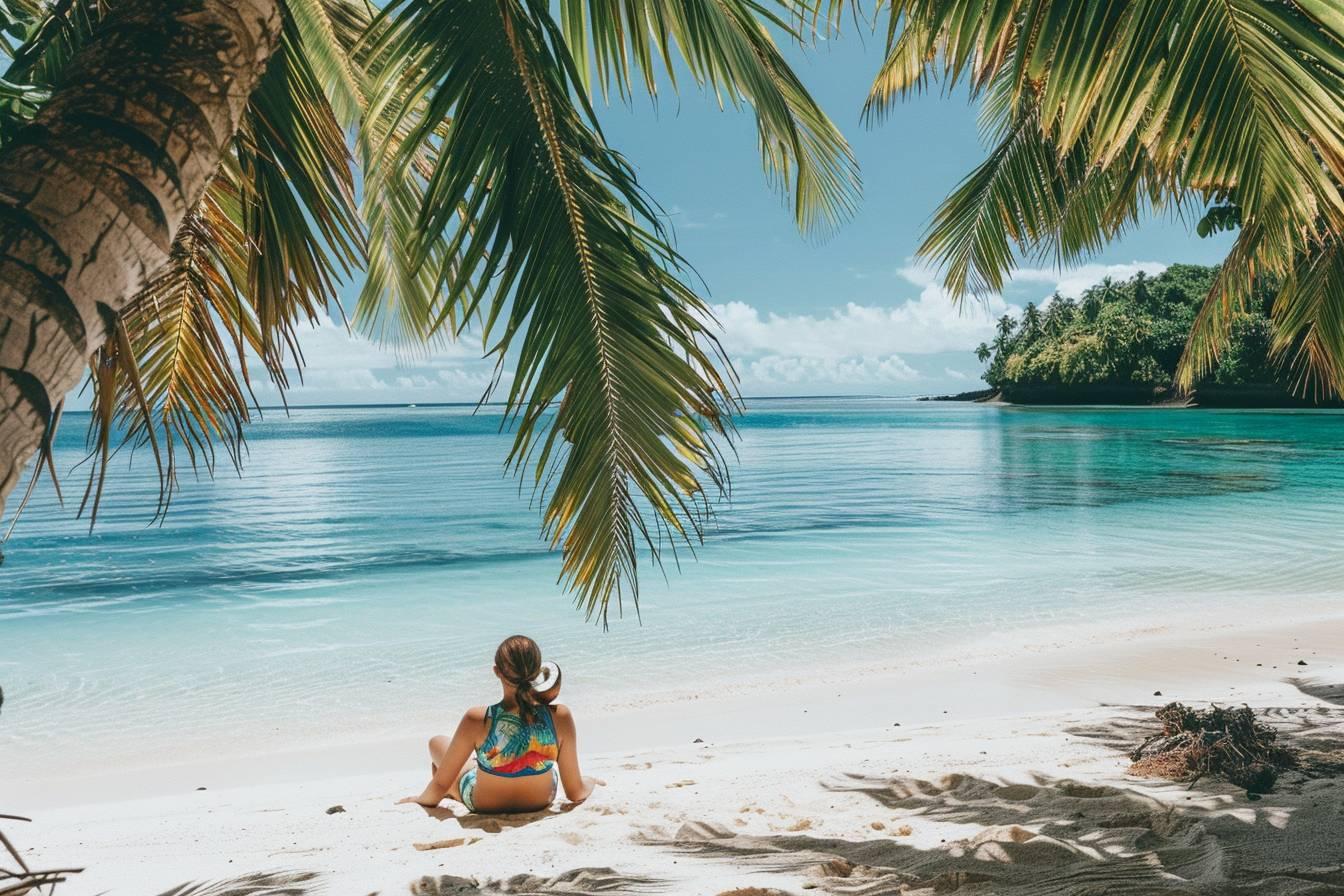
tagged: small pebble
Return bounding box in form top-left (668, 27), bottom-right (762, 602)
top-left (326, 805), bottom-right (345, 815)
top-left (692, 737), bottom-right (704, 744)
top-left (1153, 691), bottom-right (1162, 697)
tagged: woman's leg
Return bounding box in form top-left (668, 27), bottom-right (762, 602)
top-left (443, 757), bottom-right (475, 805)
top-left (428, 734), bottom-right (478, 803)
top-left (428, 734), bottom-right (452, 777)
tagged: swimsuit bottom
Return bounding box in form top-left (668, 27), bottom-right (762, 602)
top-left (458, 764), bottom-right (557, 813)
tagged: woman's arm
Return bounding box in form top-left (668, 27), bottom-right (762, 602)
top-left (402, 709), bottom-right (482, 807)
top-left (551, 704), bottom-right (600, 803)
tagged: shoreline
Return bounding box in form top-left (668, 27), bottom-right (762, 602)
top-left (11, 605), bottom-right (1343, 812)
top-left (920, 385), bottom-right (1344, 408)
top-left (11, 607), bottom-right (1344, 894)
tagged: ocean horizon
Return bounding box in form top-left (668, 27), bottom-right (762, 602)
top-left (4, 398), bottom-right (1344, 786)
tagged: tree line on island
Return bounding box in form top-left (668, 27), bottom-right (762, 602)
top-left (965, 265), bottom-right (1336, 406)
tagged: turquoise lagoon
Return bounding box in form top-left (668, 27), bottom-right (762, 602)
top-left (2, 399), bottom-right (1343, 781)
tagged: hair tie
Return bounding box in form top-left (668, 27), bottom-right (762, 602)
top-left (531, 661), bottom-right (560, 691)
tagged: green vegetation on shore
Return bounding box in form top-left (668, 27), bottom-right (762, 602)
top-left (972, 265), bottom-right (1307, 404)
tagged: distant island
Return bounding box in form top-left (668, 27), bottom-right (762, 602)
top-left (924, 264), bottom-right (1342, 407)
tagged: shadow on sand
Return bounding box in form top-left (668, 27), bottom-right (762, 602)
top-left (1291, 678), bottom-right (1344, 708)
top-left (153, 871), bottom-right (320, 896)
top-left (407, 867), bottom-right (662, 895)
top-left (647, 707), bottom-right (1344, 895)
top-left (413, 802), bottom-right (580, 833)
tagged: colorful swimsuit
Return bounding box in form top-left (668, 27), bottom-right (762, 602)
top-left (458, 703), bottom-right (559, 812)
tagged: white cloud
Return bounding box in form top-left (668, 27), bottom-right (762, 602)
top-left (230, 258), bottom-right (1174, 402)
top-left (714, 290), bottom-right (1014, 359)
top-left (1002, 261), bottom-right (1168, 299)
top-left (896, 259), bottom-right (1168, 299)
top-left (293, 314), bottom-right (481, 370)
top-left (745, 354), bottom-right (919, 387)
top-left (712, 259), bottom-right (1174, 395)
top-left (668, 205), bottom-right (726, 231)
top-left (243, 315), bottom-right (501, 404)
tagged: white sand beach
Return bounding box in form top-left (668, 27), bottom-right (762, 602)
top-left (11, 611), bottom-right (1344, 895)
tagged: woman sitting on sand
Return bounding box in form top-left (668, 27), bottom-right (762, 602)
top-left (400, 634), bottom-right (598, 813)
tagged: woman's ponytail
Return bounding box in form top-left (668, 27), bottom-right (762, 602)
top-left (513, 675), bottom-right (541, 723)
top-left (495, 634), bottom-right (544, 723)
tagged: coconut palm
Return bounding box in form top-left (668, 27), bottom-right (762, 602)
top-left (863, 0), bottom-right (1344, 395)
top-left (0, 0), bottom-right (858, 621)
top-left (1021, 302), bottom-right (1042, 339)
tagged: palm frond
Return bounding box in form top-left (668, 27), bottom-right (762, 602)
top-left (1176, 222), bottom-right (1269, 391)
top-left (919, 106), bottom-right (1131, 298)
top-left (888, 0), bottom-right (1344, 386)
top-left (340, 0), bottom-right (468, 349)
top-left (67, 4), bottom-right (365, 522)
top-left (371, 0), bottom-right (738, 621)
top-left (80, 192), bottom-right (258, 522)
top-left (283, 0), bottom-right (364, 128)
top-left (558, 0), bottom-right (860, 235)
top-left (864, 0), bottom-right (1019, 117)
top-left (235, 7), bottom-right (365, 377)
top-left (876, 0), bottom-right (1344, 241)
top-left (1265, 235), bottom-right (1344, 398)
top-left (921, 101), bottom-right (1168, 300)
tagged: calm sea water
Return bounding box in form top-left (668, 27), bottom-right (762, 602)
top-left (3, 399), bottom-right (1344, 781)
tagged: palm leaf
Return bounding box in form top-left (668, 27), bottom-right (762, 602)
top-left (65, 2), bottom-right (365, 522)
top-left (284, 0), bottom-right (364, 128)
top-left (371, 0), bottom-right (738, 621)
top-left (558, 0), bottom-right (859, 235)
top-left (336, 0), bottom-right (469, 349)
top-left (886, 0), bottom-right (1344, 389)
top-left (235, 7), bottom-right (365, 377)
top-left (1269, 238), bottom-right (1344, 399)
top-left (1176, 222), bottom-right (1268, 391)
top-left (80, 191), bottom-right (258, 521)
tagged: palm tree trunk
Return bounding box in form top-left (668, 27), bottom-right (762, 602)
top-left (0, 0), bottom-right (281, 514)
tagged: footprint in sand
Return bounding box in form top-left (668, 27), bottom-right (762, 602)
top-left (621, 761), bottom-right (653, 770)
top-left (666, 779), bottom-right (696, 788)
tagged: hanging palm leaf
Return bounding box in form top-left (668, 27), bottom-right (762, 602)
top-left (63, 1), bottom-right (366, 521)
top-left (558, 0), bottom-right (860, 235)
top-left (369, 0), bottom-right (738, 621)
top-left (875, 0), bottom-right (1344, 396)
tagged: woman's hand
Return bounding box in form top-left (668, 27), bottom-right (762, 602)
top-left (565, 775), bottom-right (605, 805)
top-left (397, 794), bottom-right (440, 807)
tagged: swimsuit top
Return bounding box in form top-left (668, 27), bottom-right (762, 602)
top-left (475, 702), bottom-right (559, 777)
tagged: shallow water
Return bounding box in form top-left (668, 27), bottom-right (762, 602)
top-left (3, 399), bottom-right (1344, 780)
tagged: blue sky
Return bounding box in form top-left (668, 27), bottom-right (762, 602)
top-left (260, 28), bottom-right (1234, 405)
